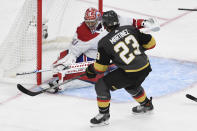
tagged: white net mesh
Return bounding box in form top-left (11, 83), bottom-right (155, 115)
top-left (0, 0), bottom-right (37, 83)
top-left (0, 0), bottom-right (100, 84)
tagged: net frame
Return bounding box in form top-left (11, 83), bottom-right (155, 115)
top-left (36, 0), bottom-right (103, 85)
top-left (0, 0), bottom-right (103, 85)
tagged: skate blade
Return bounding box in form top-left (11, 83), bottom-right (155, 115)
top-left (90, 120), bottom-right (109, 127)
top-left (132, 110), bottom-right (154, 115)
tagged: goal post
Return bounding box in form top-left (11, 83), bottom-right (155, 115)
top-left (0, 0), bottom-right (103, 85)
top-left (99, 0), bottom-right (103, 13)
top-left (37, 0), bottom-right (42, 85)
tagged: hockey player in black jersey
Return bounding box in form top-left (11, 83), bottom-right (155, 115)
top-left (85, 10), bottom-right (156, 126)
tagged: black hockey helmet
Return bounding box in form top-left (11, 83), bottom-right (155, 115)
top-left (102, 10), bottom-right (119, 31)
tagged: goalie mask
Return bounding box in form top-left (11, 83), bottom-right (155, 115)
top-left (84, 7), bottom-right (101, 33)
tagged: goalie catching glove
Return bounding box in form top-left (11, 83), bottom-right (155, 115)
top-left (142, 17), bottom-right (160, 32)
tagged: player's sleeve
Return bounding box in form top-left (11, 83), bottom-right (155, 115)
top-left (69, 28), bottom-right (105, 58)
top-left (118, 15), bottom-right (144, 29)
top-left (138, 31), bottom-right (156, 50)
top-left (93, 45), bottom-right (111, 73)
top-left (69, 33), bottom-right (92, 57)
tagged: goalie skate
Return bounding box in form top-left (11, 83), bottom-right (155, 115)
top-left (45, 78), bottom-right (60, 94)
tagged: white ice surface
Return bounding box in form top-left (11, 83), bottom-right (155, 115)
top-left (0, 0), bottom-right (197, 131)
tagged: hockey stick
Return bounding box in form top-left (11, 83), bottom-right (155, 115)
top-left (186, 94), bottom-right (197, 102)
top-left (17, 73), bottom-right (87, 96)
top-left (16, 68), bottom-right (52, 76)
top-left (16, 64), bottom-right (67, 76)
top-left (16, 61), bottom-right (94, 76)
top-left (178, 8), bottom-right (197, 11)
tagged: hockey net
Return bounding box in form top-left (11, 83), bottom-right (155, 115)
top-left (0, 0), bottom-right (102, 85)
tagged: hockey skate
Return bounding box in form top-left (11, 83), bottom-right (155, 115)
top-left (46, 79), bottom-right (60, 94)
top-left (132, 97), bottom-right (153, 113)
top-left (90, 113), bottom-right (110, 127)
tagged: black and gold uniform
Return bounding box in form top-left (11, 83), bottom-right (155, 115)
top-left (92, 25), bottom-right (155, 110)
top-left (86, 10), bottom-right (155, 125)
top-left (95, 25), bottom-right (155, 73)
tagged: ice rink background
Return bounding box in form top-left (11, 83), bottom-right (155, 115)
top-left (0, 0), bottom-right (197, 131)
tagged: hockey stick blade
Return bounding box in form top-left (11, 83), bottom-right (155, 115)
top-left (17, 73), bottom-right (87, 96)
top-left (17, 84), bottom-right (45, 96)
top-left (186, 94), bottom-right (197, 102)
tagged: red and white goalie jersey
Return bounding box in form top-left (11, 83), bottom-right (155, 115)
top-left (53, 8), bottom-right (160, 84)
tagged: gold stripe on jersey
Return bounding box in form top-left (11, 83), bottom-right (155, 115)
top-left (94, 62), bottom-right (108, 72)
top-left (125, 62), bottom-right (149, 72)
top-left (142, 37), bottom-right (156, 49)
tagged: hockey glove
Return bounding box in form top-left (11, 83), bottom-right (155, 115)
top-left (85, 64), bottom-right (97, 79)
top-left (52, 53), bottom-right (76, 73)
top-left (142, 17), bottom-right (160, 32)
top-left (42, 28), bottom-right (48, 39)
top-left (42, 18), bottom-right (48, 39)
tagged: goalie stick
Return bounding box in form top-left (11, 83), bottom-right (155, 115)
top-left (16, 61), bottom-right (94, 76)
top-left (16, 68), bottom-right (52, 76)
top-left (186, 94), bottom-right (197, 102)
top-left (17, 73), bottom-right (86, 96)
top-left (16, 64), bottom-right (68, 76)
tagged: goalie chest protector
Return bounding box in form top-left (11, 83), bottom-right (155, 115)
top-left (76, 22), bottom-right (99, 42)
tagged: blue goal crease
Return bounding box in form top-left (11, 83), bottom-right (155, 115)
top-left (61, 56), bottom-right (197, 102)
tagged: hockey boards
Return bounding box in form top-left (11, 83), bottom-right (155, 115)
top-left (17, 73), bottom-right (86, 96)
top-left (186, 94), bottom-right (197, 102)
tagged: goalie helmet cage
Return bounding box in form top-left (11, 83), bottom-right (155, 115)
top-left (0, 0), bottom-right (103, 85)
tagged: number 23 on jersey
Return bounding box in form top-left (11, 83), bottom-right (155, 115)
top-left (114, 35), bottom-right (141, 64)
